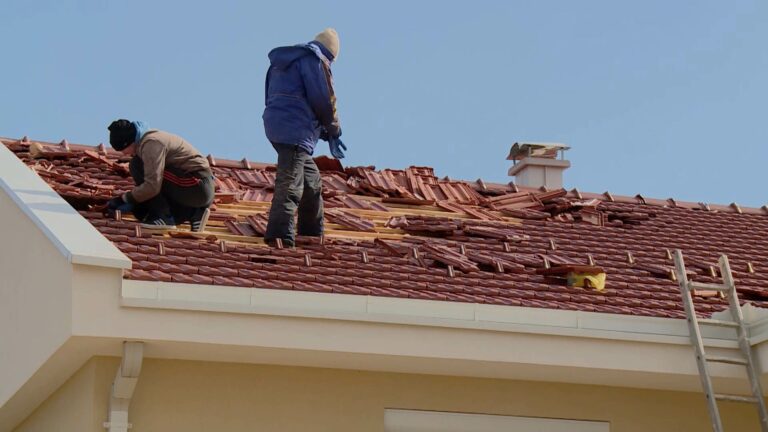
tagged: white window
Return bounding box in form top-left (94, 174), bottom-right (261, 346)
top-left (385, 409), bottom-right (609, 432)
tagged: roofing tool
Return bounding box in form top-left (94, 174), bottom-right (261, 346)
top-left (536, 264), bottom-right (607, 292)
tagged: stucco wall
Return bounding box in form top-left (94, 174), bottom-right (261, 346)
top-left (15, 356), bottom-right (764, 432)
top-left (0, 142), bottom-right (131, 431)
top-left (0, 187), bottom-right (73, 411)
top-left (13, 359), bottom-right (102, 432)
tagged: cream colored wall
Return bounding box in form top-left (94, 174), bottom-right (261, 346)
top-left (19, 356), bottom-right (762, 432)
top-left (13, 359), bottom-right (102, 432)
top-left (0, 187), bottom-right (73, 409)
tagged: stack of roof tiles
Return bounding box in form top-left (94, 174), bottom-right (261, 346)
top-left (4, 136), bottom-right (768, 319)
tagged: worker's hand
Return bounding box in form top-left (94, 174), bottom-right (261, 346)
top-left (329, 137), bottom-right (347, 159)
top-left (107, 195), bottom-right (133, 212)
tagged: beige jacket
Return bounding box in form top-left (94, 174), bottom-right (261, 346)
top-left (126, 130), bottom-right (211, 203)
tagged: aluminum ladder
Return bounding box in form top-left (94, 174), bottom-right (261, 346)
top-left (674, 250), bottom-right (768, 432)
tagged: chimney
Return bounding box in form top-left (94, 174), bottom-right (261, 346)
top-left (507, 142), bottom-right (571, 189)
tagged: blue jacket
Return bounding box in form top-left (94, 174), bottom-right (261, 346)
top-left (262, 41), bottom-right (341, 154)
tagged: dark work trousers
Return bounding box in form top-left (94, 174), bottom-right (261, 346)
top-left (129, 156), bottom-right (215, 223)
top-left (264, 143), bottom-right (324, 247)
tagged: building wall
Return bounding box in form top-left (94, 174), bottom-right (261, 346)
top-left (15, 356), bottom-right (763, 432)
top-left (0, 142), bottom-right (130, 431)
top-left (13, 358), bottom-right (100, 432)
top-left (0, 187), bottom-right (73, 416)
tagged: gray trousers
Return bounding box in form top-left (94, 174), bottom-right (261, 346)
top-left (265, 143), bottom-right (324, 247)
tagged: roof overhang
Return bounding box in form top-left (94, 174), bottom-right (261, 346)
top-left (91, 275), bottom-right (768, 394)
top-left (0, 142), bottom-right (130, 269)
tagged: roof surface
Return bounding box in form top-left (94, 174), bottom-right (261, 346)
top-left (4, 136), bottom-right (768, 319)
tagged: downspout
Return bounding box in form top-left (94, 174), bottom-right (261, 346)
top-left (104, 341), bottom-right (144, 431)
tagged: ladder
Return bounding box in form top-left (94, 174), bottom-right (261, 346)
top-left (673, 250), bottom-right (768, 432)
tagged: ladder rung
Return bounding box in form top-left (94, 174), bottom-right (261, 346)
top-left (689, 282), bottom-right (730, 292)
top-left (698, 318), bottom-right (738, 328)
top-left (715, 394), bottom-right (759, 404)
top-left (706, 355), bottom-right (748, 366)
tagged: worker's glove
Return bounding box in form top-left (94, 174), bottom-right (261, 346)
top-left (320, 125), bottom-right (342, 142)
top-left (107, 195), bottom-right (133, 212)
top-left (329, 137), bottom-right (347, 159)
top-left (327, 122), bottom-right (342, 139)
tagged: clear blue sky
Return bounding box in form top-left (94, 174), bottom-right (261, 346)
top-left (2, 1), bottom-right (766, 206)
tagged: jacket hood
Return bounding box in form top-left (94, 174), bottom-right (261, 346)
top-left (307, 41), bottom-right (335, 62)
top-left (268, 42), bottom-right (333, 69)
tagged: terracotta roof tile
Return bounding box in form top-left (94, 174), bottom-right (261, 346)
top-left (5, 135), bottom-right (768, 319)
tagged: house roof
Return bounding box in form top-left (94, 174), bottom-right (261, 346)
top-left (3, 135), bottom-right (768, 320)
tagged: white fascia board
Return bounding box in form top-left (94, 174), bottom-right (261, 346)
top-left (0, 142), bottom-right (130, 269)
top-left (121, 280), bottom-right (740, 349)
top-left (752, 317), bottom-right (768, 345)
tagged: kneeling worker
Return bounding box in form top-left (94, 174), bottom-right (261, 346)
top-left (106, 119), bottom-right (214, 231)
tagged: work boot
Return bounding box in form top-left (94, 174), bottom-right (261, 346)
top-left (140, 215), bottom-right (177, 230)
top-left (264, 237), bottom-right (293, 249)
top-left (190, 208), bottom-right (210, 232)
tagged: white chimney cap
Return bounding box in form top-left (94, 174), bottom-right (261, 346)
top-left (507, 142), bottom-right (570, 161)
top-left (507, 142), bottom-right (571, 189)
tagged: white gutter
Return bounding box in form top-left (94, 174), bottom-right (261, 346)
top-left (121, 280), bottom-right (742, 347)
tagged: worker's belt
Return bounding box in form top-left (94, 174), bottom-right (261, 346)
top-left (163, 169), bottom-right (213, 187)
top-left (192, 169), bottom-right (214, 179)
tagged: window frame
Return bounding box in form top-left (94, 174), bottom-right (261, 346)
top-left (384, 409), bottom-right (610, 432)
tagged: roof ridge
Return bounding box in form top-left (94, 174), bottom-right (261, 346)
top-left (460, 178), bottom-right (767, 216)
top-left (2, 136), bottom-right (765, 215)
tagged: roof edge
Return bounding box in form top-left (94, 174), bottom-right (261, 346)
top-left (0, 141), bottom-right (131, 269)
top-left (121, 279), bottom-right (744, 348)
top-left (111, 279), bottom-right (768, 395)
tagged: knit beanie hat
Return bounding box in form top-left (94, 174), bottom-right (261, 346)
top-left (314, 28), bottom-right (339, 59)
top-left (108, 119), bottom-right (136, 151)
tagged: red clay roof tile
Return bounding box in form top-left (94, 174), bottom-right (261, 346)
top-left (5, 135), bottom-right (768, 319)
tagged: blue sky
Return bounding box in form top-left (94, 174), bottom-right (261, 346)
top-left (1, 1), bottom-right (766, 206)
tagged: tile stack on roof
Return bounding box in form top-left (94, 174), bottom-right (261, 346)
top-left (4, 136), bottom-right (768, 319)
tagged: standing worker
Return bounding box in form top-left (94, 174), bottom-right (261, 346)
top-left (106, 119), bottom-right (215, 231)
top-left (262, 28), bottom-right (346, 248)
